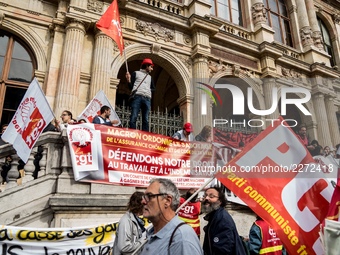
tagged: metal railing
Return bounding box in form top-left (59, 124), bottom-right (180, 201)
top-left (115, 104), bottom-right (183, 137)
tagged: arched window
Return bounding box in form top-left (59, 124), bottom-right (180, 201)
top-left (210, 0), bottom-right (243, 26)
top-left (0, 31), bottom-right (35, 126)
top-left (317, 17), bottom-right (335, 67)
top-left (263, 0), bottom-right (293, 46)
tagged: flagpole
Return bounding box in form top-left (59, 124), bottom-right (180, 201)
top-left (124, 47), bottom-right (129, 73)
top-left (175, 176), bottom-right (215, 214)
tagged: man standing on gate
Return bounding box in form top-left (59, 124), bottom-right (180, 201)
top-left (126, 58), bottom-right (155, 132)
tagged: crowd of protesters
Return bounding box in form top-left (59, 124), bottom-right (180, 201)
top-left (112, 178), bottom-right (289, 255)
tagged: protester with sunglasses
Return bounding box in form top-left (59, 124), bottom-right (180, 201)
top-left (202, 186), bottom-right (246, 255)
top-left (140, 178), bottom-right (202, 255)
top-left (57, 110), bottom-right (76, 130)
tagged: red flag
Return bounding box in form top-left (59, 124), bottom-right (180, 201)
top-left (215, 116), bottom-right (336, 255)
top-left (96, 0), bottom-right (124, 55)
top-left (325, 183), bottom-right (340, 221)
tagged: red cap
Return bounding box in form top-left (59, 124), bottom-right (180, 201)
top-left (141, 58), bottom-right (154, 67)
top-left (184, 122), bottom-right (193, 132)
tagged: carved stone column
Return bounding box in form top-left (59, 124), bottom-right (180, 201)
top-left (44, 1), bottom-right (68, 108)
top-left (192, 55), bottom-right (211, 131)
top-left (312, 93), bottom-right (332, 147)
top-left (89, 29), bottom-right (113, 100)
top-left (263, 78), bottom-right (279, 120)
top-left (305, 0), bottom-right (323, 50)
top-left (296, 0), bottom-right (313, 48)
top-left (325, 96), bottom-right (340, 146)
top-left (54, 19), bottom-right (86, 116)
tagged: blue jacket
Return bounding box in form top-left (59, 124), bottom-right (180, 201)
top-left (203, 207), bottom-right (246, 255)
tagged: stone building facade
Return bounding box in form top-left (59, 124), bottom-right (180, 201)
top-left (1, 0), bottom-right (340, 235)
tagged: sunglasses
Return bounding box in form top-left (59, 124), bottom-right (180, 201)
top-left (142, 193), bottom-right (167, 202)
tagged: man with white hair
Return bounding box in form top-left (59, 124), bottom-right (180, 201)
top-left (140, 178), bottom-right (203, 255)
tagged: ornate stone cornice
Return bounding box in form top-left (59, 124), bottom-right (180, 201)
top-left (136, 21), bottom-right (174, 42)
top-left (333, 13), bottom-right (340, 24)
top-left (65, 18), bottom-right (87, 33)
top-left (208, 59), bottom-right (227, 77)
top-left (0, 11), bottom-right (5, 26)
top-left (177, 95), bottom-right (194, 106)
top-left (174, 53), bottom-right (192, 70)
top-left (87, 0), bottom-right (104, 13)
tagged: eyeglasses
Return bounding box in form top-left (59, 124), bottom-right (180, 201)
top-left (142, 193), bottom-right (167, 202)
top-left (203, 194), bottom-right (219, 199)
top-left (61, 114), bottom-right (69, 117)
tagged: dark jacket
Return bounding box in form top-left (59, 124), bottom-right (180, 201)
top-left (203, 207), bottom-right (246, 255)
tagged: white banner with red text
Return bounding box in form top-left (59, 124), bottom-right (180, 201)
top-left (1, 78), bottom-right (54, 162)
top-left (77, 90), bottom-right (121, 125)
top-left (67, 124), bottom-right (217, 188)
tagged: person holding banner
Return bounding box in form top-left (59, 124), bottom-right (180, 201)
top-left (248, 216), bottom-right (286, 255)
top-left (58, 110), bottom-right (76, 130)
top-left (178, 188), bottom-right (201, 238)
top-left (92, 105), bottom-right (119, 126)
top-left (140, 178), bottom-right (203, 255)
top-left (113, 191), bottom-right (146, 255)
top-left (202, 186), bottom-right (246, 255)
top-left (126, 58), bottom-right (155, 132)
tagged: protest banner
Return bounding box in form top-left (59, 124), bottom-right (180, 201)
top-left (67, 124), bottom-right (215, 188)
top-left (77, 90), bottom-right (121, 125)
top-left (1, 78), bottom-right (54, 162)
top-left (0, 223), bottom-right (117, 255)
top-left (0, 218), bottom-right (151, 255)
top-left (215, 117), bottom-right (337, 255)
top-left (213, 128), bottom-right (258, 149)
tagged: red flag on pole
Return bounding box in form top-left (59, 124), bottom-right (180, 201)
top-left (215, 116), bottom-right (336, 255)
top-left (96, 0), bottom-right (124, 55)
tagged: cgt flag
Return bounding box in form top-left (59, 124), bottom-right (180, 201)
top-left (96, 0), bottom-right (124, 55)
top-left (2, 78), bottom-right (54, 162)
top-left (77, 90), bottom-right (121, 125)
top-left (215, 116), bottom-right (336, 255)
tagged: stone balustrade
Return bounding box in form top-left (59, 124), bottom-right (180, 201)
top-left (0, 130), bottom-right (136, 226)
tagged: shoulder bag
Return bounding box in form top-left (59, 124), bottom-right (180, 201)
top-left (128, 74), bottom-right (148, 103)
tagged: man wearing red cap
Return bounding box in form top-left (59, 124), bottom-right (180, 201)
top-left (126, 58), bottom-right (155, 131)
top-left (173, 122), bottom-right (194, 141)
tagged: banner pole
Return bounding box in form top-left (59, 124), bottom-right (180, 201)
top-left (175, 176), bottom-right (215, 214)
